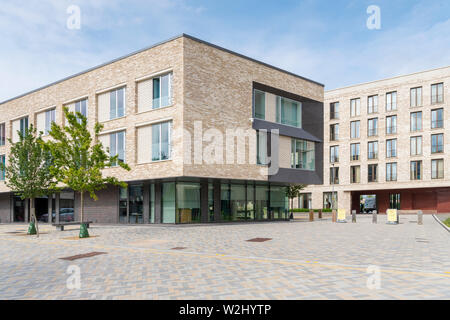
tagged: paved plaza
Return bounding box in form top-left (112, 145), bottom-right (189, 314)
top-left (0, 214), bottom-right (449, 300)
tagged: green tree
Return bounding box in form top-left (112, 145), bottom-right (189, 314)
top-left (0, 125), bottom-right (54, 237)
top-left (286, 184), bottom-right (307, 219)
top-left (44, 107), bottom-right (130, 238)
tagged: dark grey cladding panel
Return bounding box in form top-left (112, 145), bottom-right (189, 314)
top-left (269, 168), bottom-right (322, 185)
top-left (252, 119), bottom-right (322, 142)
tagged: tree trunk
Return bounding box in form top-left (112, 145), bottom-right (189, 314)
top-left (80, 191), bottom-right (84, 223)
top-left (31, 197), bottom-right (39, 238)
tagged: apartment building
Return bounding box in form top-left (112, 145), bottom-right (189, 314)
top-left (0, 34), bottom-right (324, 224)
top-left (302, 66), bottom-right (450, 214)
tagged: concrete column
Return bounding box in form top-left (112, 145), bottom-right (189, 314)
top-left (352, 210), bottom-right (356, 223)
top-left (213, 180), bottom-right (221, 222)
top-left (372, 210), bottom-right (377, 224)
top-left (418, 210), bottom-right (423, 225)
top-left (55, 193), bottom-right (60, 224)
top-left (200, 180), bottom-right (209, 223)
top-left (143, 184), bottom-right (150, 224)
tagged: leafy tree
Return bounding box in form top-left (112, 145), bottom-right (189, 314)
top-left (0, 125), bottom-right (54, 237)
top-left (286, 184), bottom-right (307, 219)
top-left (44, 107), bottom-right (130, 237)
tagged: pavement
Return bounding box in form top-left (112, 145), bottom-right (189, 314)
top-left (0, 214), bottom-right (449, 300)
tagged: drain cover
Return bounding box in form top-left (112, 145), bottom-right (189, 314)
top-left (246, 238), bottom-right (272, 242)
top-left (171, 247), bottom-right (187, 250)
top-left (60, 252), bottom-right (107, 261)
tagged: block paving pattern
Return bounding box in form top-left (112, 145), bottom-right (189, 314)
top-left (0, 215), bottom-right (449, 300)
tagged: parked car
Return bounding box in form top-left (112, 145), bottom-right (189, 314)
top-left (40, 208), bottom-right (74, 223)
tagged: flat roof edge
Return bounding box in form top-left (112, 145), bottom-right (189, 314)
top-left (1, 33), bottom-right (324, 105)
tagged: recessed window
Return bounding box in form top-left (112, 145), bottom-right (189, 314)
top-left (431, 134), bottom-right (444, 153)
top-left (368, 141), bottom-right (378, 160)
top-left (12, 117), bottom-right (28, 143)
top-left (110, 87), bottom-right (126, 120)
top-left (350, 143), bottom-right (360, 161)
top-left (291, 138), bottom-right (315, 170)
top-left (410, 161), bottom-right (422, 180)
top-left (110, 131), bottom-right (126, 166)
top-left (350, 98), bottom-right (360, 117)
top-left (350, 166), bottom-right (360, 183)
top-left (368, 118), bottom-right (378, 137)
top-left (330, 124), bottom-right (339, 141)
top-left (330, 146), bottom-right (339, 163)
top-left (410, 111), bottom-right (422, 132)
top-left (256, 130), bottom-right (267, 165)
top-left (330, 102), bottom-right (339, 120)
top-left (368, 95), bottom-right (378, 114)
top-left (386, 91), bottom-right (397, 111)
top-left (368, 164), bottom-right (378, 182)
top-left (254, 90), bottom-right (265, 120)
top-left (152, 121), bottom-right (172, 162)
top-left (431, 108), bottom-right (443, 129)
top-left (153, 73), bottom-right (173, 109)
top-left (410, 136), bottom-right (422, 156)
top-left (330, 167), bottom-right (339, 185)
top-left (350, 121), bottom-right (360, 139)
top-left (0, 123), bottom-right (5, 146)
top-left (386, 163), bottom-right (397, 181)
top-left (410, 87), bottom-right (422, 107)
top-left (74, 99), bottom-right (87, 121)
top-left (431, 159), bottom-right (444, 179)
top-left (276, 96), bottom-right (302, 128)
top-left (0, 154), bottom-right (5, 180)
top-left (386, 139), bottom-right (397, 158)
top-left (386, 115), bottom-right (397, 134)
top-left (431, 83), bottom-right (444, 104)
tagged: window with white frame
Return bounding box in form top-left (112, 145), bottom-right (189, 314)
top-left (153, 73), bottom-right (173, 109)
top-left (386, 91), bottom-right (397, 111)
top-left (110, 87), bottom-right (125, 120)
top-left (152, 121), bottom-right (172, 161)
top-left (12, 117), bottom-right (28, 143)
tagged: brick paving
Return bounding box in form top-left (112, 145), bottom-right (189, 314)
top-left (0, 215), bottom-right (449, 300)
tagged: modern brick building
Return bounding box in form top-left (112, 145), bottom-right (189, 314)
top-left (0, 34), bottom-right (324, 224)
top-left (302, 66), bottom-right (450, 214)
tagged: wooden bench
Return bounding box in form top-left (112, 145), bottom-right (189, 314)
top-left (52, 221), bottom-right (93, 231)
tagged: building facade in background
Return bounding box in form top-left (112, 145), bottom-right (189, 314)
top-left (302, 66), bottom-right (450, 214)
top-left (0, 34), bottom-right (324, 224)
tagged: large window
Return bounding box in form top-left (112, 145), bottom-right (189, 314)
top-left (110, 131), bottom-right (125, 165)
top-left (177, 183), bottom-right (201, 224)
top-left (410, 136), bottom-right (422, 156)
top-left (410, 161), bottom-right (422, 180)
top-left (390, 194), bottom-right (401, 210)
top-left (368, 141), bottom-right (378, 159)
top-left (12, 117), bottom-right (29, 143)
top-left (368, 118), bottom-right (378, 137)
top-left (152, 121), bottom-right (172, 161)
top-left (256, 131), bottom-right (267, 165)
top-left (330, 124), bottom-right (339, 141)
top-left (432, 159), bottom-right (444, 179)
top-left (350, 98), bottom-right (360, 117)
top-left (330, 102), bottom-right (339, 120)
top-left (162, 182), bottom-right (176, 223)
top-left (350, 143), bottom-right (360, 161)
top-left (255, 184), bottom-right (268, 220)
top-left (350, 166), bottom-right (360, 183)
top-left (254, 90), bottom-right (265, 120)
top-left (45, 108), bottom-right (56, 135)
top-left (368, 164), bottom-right (378, 182)
top-left (330, 167), bottom-right (339, 185)
top-left (276, 96), bottom-right (302, 128)
top-left (153, 73), bottom-right (172, 109)
top-left (386, 115), bottom-right (397, 134)
top-left (291, 139), bottom-right (315, 170)
top-left (431, 134), bottom-right (444, 153)
top-left (74, 99), bottom-right (88, 122)
top-left (298, 193), bottom-right (312, 209)
top-left (110, 87), bottom-right (125, 120)
top-left (0, 123), bottom-right (5, 146)
top-left (410, 87), bottom-right (422, 107)
top-left (386, 139), bottom-right (397, 158)
top-left (410, 112), bottom-right (422, 132)
top-left (350, 121), bottom-right (360, 139)
top-left (386, 163), bottom-right (397, 181)
top-left (431, 108), bottom-right (443, 129)
top-left (323, 192), bottom-right (337, 210)
top-left (368, 95), bottom-right (378, 114)
top-left (0, 155), bottom-right (5, 180)
top-left (386, 91), bottom-right (397, 111)
top-left (330, 145), bottom-right (339, 163)
top-left (431, 83), bottom-right (444, 104)
top-left (270, 186), bottom-right (288, 220)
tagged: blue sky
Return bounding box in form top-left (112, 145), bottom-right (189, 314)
top-left (0, 0), bottom-right (449, 102)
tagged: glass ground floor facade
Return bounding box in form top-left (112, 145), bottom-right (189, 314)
top-left (0, 179), bottom-right (290, 224)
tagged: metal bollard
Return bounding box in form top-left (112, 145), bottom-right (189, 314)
top-left (332, 209), bottom-right (337, 223)
top-left (417, 210), bottom-right (423, 225)
top-left (318, 209), bottom-right (323, 219)
top-left (372, 210), bottom-right (377, 224)
top-left (309, 209), bottom-right (314, 222)
top-left (352, 210), bottom-right (356, 223)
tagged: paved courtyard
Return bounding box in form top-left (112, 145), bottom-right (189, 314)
top-left (0, 214), bottom-right (449, 300)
